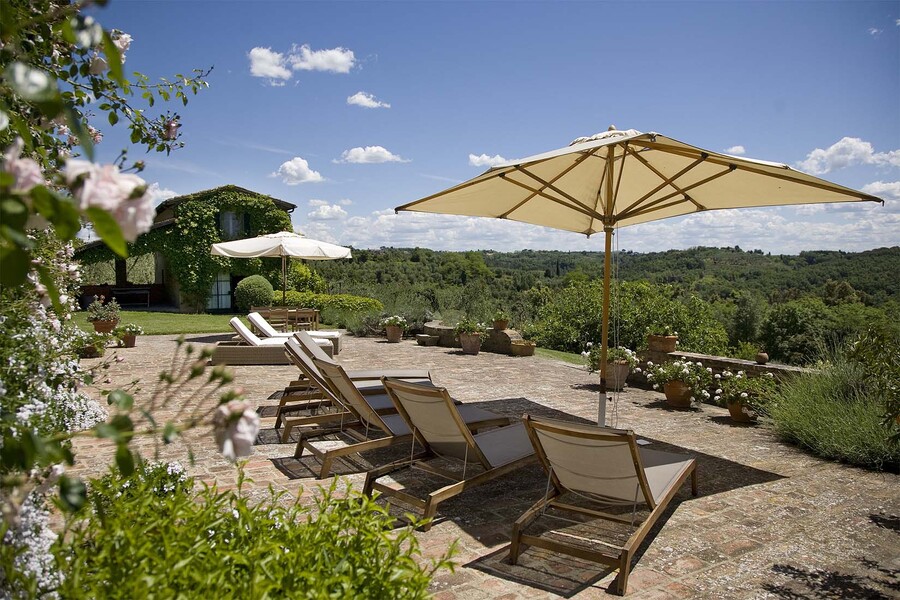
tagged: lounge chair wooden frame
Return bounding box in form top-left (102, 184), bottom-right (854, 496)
top-left (364, 378), bottom-right (533, 531)
top-left (509, 415), bottom-right (698, 596)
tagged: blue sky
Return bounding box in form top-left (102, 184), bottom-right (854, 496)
top-left (91, 1), bottom-right (899, 254)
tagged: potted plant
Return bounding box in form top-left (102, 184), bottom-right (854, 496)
top-left (646, 324), bottom-right (678, 353)
top-left (86, 295), bottom-right (121, 334)
top-left (455, 318), bottom-right (487, 355)
top-left (510, 340), bottom-right (536, 357)
top-left (492, 309), bottom-right (510, 331)
top-left (381, 315), bottom-right (408, 343)
top-left (645, 358), bottom-right (713, 409)
top-left (113, 323), bottom-right (144, 348)
top-left (584, 344), bottom-right (638, 391)
top-left (75, 331), bottom-right (109, 359)
top-left (714, 370), bottom-right (776, 423)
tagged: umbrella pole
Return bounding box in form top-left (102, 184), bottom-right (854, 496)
top-left (600, 225), bottom-right (613, 394)
top-left (282, 255), bottom-right (286, 305)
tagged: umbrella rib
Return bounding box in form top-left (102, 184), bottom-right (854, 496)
top-left (630, 141), bottom-right (882, 202)
top-left (500, 153), bottom-right (595, 219)
top-left (497, 173), bottom-right (604, 220)
top-left (620, 166), bottom-right (736, 221)
top-left (625, 146), bottom-right (707, 209)
top-left (513, 164), bottom-right (602, 217)
top-left (617, 154), bottom-right (709, 219)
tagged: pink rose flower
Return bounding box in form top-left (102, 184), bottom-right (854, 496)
top-left (2, 138), bottom-right (44, 192)
top-left (64, 160), bottom-right (155, 241)
top-left (213, 400), bottom-right (260, 462)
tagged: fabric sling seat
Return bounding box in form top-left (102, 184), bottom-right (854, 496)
top-left (294, 330), bottom-right (429, 381)
top-left (509, 415), bottom-right (698, 596)
top-left (294, 357), bottom-right (509, 479)
top-left (363, 378), bottom-right (536, 531)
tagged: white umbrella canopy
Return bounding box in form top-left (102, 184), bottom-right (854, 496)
top-left (397, 127), bottom-right (883, 389)
top-left (211, 231), bottom-right (351, 303)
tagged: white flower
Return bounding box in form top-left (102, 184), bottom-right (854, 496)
top-left (585, 342), bottom-right (593, 348)
top-left (2, 138), bottom-right (44, 192)
top-left (581, 351), bottom-right (589, 358)
top-left (690, 396), bottom-right (695, 402)
top-left (706, 368), bottom-right (713, 373)
top-left (714, 396), bottom-right (720, 402)
top-left (714, 374), bottom-right (721, 379)
top-left (740, 392), bottom-right (748, 398)
top-left (89, 54), bottom-right (107, 75)
top-left (765, 372), bottom-right (774, 378)
top-left (634, 367), bottom-right (642, 374)
top-left (715, 389), bottom-right (722, 394)
top-left (112, 31), bottom-right (133, 56)
top-left (213, 400), bottom-right (260, 461)
top-left (647, 361), bottom-right (654, 367)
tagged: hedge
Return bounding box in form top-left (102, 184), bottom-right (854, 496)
top-left (277, 290), bottom-right (383, 313)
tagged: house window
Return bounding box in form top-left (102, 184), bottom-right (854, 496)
top-left (207, 273), bottom-right (232, 311)
top-left (219, 211), bottom-right (244, 240)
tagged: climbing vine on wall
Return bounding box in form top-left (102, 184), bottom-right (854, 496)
top-left (77, 186), bottom-right (293, 311)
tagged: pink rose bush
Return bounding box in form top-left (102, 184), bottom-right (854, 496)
top-left (64, 159), bottom-right (154, 241)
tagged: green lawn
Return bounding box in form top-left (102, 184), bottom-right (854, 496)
top-left (73, 311), bottom-right (238, 335)
top-left (535, 347), bottom-right (583, 365)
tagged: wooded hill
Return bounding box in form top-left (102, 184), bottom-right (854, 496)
top-left (313, 246), bottom-right (899, 307)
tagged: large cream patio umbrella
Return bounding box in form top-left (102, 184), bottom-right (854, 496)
top-left (211, 231), bottom-right (352, 304)
top-left (396, 127), bottom-right (882, 389)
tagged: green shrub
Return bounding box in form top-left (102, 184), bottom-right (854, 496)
top-left (234, 275), bottom-right (274, 312)
top-left (768, 346), bottom-right (899, 470)
top-left (54, 464), bottom-right (454, 598)
top-left (279, 290), bottom-right (383, 313)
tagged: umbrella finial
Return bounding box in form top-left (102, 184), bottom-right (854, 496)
top-left (608, 124), bottom-right (617, 131)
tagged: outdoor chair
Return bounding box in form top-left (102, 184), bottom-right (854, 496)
top-left (248, 312), bottom-right (343, 354)
top-left (230, 317), bottom-right (333, 354)
top-left (364, 378), bottom-right (536, 531)
top-left (293, 330), bottom-right (428, 381)
top-left (296, 357), bottom-right (509, 480)
top-left (509, 415), bottom-right (698, 596)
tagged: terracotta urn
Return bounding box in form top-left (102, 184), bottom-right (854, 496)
top-left (663, 380), bottom-right (693, 409)
top-left (92, 319), bottom-right (118, 334)
top-left (604, 361), bottom-right (631, 392)
top-left (122, 334), bottom-right (137, 348)
top-left (648, 334), bottom-right (678, 353)
top-left (458, 333), bottom-right (482, 355)
top-left (728, 400), bottom-right (758, 423)
top-left (385, 325), bottom-right (403, 343)
top-left (492, 319), bottom-right (509, 331)
top-left (755, 352), bottom-right (769, 365)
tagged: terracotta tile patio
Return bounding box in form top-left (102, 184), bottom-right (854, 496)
top-left (75, 334), bottom-right (900, 599)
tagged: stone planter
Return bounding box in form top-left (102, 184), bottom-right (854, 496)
top-left (415, 334), bottom-right (439, 346)
top-left (663, 380), bottom-right (693, 409)
top-left (648, 334), bottom-right (678, 353)
top-left (121, 334), bottom-right (137, 348)
top-left (509, 340), bottom-right (536, 357)
top-left (458, 333), bottom-right (482, 355)
top-left (728, 400), bottom-right (758, 423)
top-left (492, 319), bottom-right (509, 331)
top-left (755, 352), bottom-right (769, 365)
top-left (385, 325), bottom-right (403, 343)
top-left (92, 319), bottom-right (118, 334)
top-left (604, 361), bottom-right (631, 391)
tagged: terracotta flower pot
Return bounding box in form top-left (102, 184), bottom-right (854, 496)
top-left (458, 333), bottom-right (482, 355)
top-left (604, 361), bottom-right (631, 391)
top-left (92, 319), bottom-right (118, 334)
top-left (385, 325), bottom-right (403, 343)
top-left (510, 341), bottom-right (536, 357)
top-left (663, 380), bottom-right (693, 409)
top-left (728, 400), bottom-right (758, 423)
top-left (122, 334), bottom-right (137, 348)
top-left (755, 352), bottom-right (769, 365)
top-left (648, 334), bottom-right (678, 353)
top-left (492, 319), bottom-right (509, 331)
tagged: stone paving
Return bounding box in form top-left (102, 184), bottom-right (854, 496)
top-left (75, 334), bottom-right (900, 599)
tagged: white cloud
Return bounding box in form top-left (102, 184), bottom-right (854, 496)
top-left (796, 137), bottom-right (900, 174)
top-left (308, 199), bottom-right (329, 207)
top-left (147, 182), bottom-right (177, 206)
top-left (273, 157), bottom-right (323, 184)
top-left (724, 145), bottom-right (746, 155)
top-left (335, 146), bottom-right (409, 164)
top-left (248, 47), bottom-right (291, 82)
top-left (868, 27), bottom-right (883, 36)
top-left (307, 204), bottom-right (348, 220)
top-left (337, 198), bottom-right (353, 205)
top-left (289, 44), bottom-right (355, 73)
top-left (861, 180), bottom-right (900, 200)
top-left (469, 153), bottom-right (508, 167)
top-left (347, 91), bottom-right (390, 109)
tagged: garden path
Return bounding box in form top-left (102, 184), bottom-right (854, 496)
top-left (75, 334), bottom-right (899, 599)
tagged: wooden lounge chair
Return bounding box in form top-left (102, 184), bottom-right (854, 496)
top-left (296, 357), bottom-right (509, 480)
top-left (228, 317), bottom-right (333, 356)
top-left (509, 415), bottom-right (698, 596)
top-left (293, 330), bottom-right (428, 381)
top-left (364, 378), bottom-right (536, 531)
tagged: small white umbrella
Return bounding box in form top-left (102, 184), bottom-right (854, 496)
top-left (397, 127), bottom-right (882, 390)
top-left (211, 231), bottom-right (351, 303)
